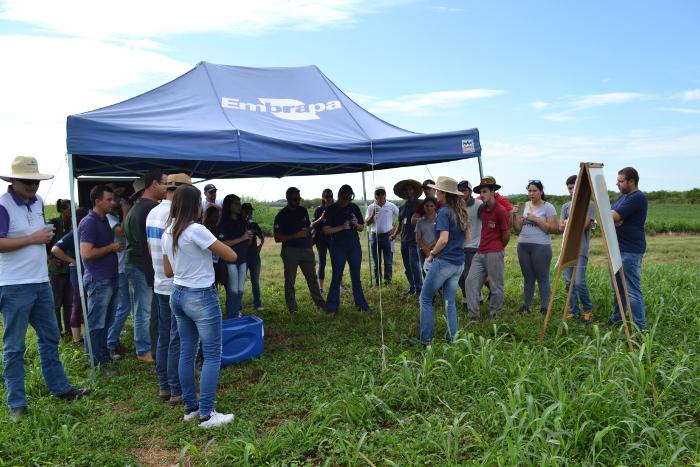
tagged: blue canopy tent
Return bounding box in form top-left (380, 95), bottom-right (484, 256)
top-left (65, 61), bottom-right (483, 369)
top-left (67, 61), bottom-right (482, 178)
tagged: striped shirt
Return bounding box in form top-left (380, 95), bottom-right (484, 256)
top-left (145, 200), bottom-right (172, 295)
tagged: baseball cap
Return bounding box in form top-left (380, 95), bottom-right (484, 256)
top-left (241, 202), bottom-right (254, 211)
top-left (203, 183), bottom-right (217, 193)
top-left (422, 179), bottom-right (435, 188)
top-left (166, 173), bottom-right (192, 188)
top-left (457, 180), bottom-right (472, 192)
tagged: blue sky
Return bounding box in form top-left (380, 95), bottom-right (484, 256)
top-left (0, 0), bottom-right (698, 201)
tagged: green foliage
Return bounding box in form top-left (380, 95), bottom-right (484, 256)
top-left (1, 236), bottom-right (699, 465)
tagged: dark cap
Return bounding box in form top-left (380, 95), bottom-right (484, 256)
top-left (422, 179), bottom-right (435, 188)
top-left (203, 183), bottom-right (217, 193)
top-left (241, 202), bottom-right (254, 211)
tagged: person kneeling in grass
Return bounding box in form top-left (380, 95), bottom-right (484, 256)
top-left (162, 184), bottom-right (237, 428)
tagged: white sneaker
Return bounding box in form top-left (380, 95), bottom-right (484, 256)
top-left (183, 406), bottom-right (199, 422)
top-left (255, 306), bottom-right (264, 311)
top-left (198, 410), bottom-right (235, 428)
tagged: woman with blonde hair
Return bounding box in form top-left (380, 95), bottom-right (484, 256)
top-left (418, 176), bottom-right (470, 345)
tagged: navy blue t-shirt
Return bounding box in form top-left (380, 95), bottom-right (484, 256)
top-left (434, 206), bottom-right (466, 265)
top-left (218, 217), bottom-right (249, 264)
top-left (246, 220), bottom-right (263, 258)
top-left (312, 205), bottom-right (329, 247)
top-left (322, 203), bottom-right (364, 246)
top-left (55, 230), bottom-right (79, 285)
top-left (274, 206), bottom-right (312, 248)
top-left (612, 190), bottom-right (647, 254)
top-left (79, 210), bottom-right (118, 283)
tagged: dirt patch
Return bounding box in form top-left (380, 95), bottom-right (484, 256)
top-left (266, 329), bottom-right (293, 345)
top-left (261, 410), bottom-right (309, 431)
top-left (130, 437), bottom-right (180, 467)
top-left (246, 368), bottom-right (266, 384)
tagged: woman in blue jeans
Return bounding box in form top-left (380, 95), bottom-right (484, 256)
top-left (419, 176), bottom-right (470, 345)
top-left (218, 194), bottom-right (252, 318)
top-left (321, 184), bottom-right (370, 313)
top-left (162, 185), bottom-right (237, 428)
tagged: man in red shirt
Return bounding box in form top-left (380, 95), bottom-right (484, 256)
top-left (465, 178), bottom-right (511, 320)
top-left (476, 175), bottom-right (516, 225)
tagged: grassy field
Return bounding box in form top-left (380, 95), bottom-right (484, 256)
top-left (1, 235), bottom-right (698, 465)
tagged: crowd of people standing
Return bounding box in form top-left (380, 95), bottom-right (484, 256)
top-left (1, 154), bottom-right (649, 424)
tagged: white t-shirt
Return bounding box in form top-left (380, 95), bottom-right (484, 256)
top-left (106, 213), bottom-right (127, 275)
top-left (162, 222), bottom-right (216, 288)
top-left (366, 201), bottom-right (399, 234)
top-left (519, 201), bottom-right (557, 245)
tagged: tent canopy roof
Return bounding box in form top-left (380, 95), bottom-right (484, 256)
top-left (67, 62), bottom-right (480, 178)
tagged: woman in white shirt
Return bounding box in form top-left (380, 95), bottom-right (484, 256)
top-left (162, 185), bottom-right (237, 428)
top-left (513, 180), bottom-right (558, 315)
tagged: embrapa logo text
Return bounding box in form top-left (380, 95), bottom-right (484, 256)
top-left (221, 97), bottom-right (342, 121)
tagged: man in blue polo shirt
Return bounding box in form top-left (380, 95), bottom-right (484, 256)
top-left (274, 187), bottom-right (325, 313)
top-left (610, 167), bottom-right (648, 330)
top-left (0, 156), bottom-right (91, 421)
top-left (79, 185), bottom-right (123, 374)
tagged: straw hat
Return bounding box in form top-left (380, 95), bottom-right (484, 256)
top-left (129, 177), bottom-right (146, 201)
top-left (473, 177), bottom-right (502, 193)
top-left (0, 156), bottom-right (53, 182)
top-left (428, 176), bottom-right (462, 196)
top-left (393, 179), bottom-right (422, 199)
top-left (166, 173), bottom-right (192, 188)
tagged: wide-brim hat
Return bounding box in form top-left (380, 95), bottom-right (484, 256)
top-left (0, 156), bottom-right (53, 182)
top-left (428, 176), bottom-right (462, 196)
top-left (129, 177), bottom-right (146, 201)
top-left (393, 179), bottom-right (422, 199)
top-left (166, 173), bottom-right (192, 188)
top-left (473, 178), bottom-right (502, 193)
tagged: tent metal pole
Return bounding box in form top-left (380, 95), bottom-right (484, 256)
top-left (67, 154), bottom-right (95, 373)
top-left (361, 171), bottom-right (372, 285)
top-left (477, 154), bottom-right (484, 180)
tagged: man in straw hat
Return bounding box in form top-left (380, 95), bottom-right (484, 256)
top-left (146, 173), bottom-right (192, 403)
top-left (465, 178), bottom-right (511, 321)
top-left (0, 156), bottom-right (91, 420)
top-left (391, 179), bottom-right (424, 296)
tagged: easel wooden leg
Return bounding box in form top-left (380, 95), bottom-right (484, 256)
top-left (618, 265), bottom-right (636, 328)
top-left (539, 268), bottom-right (562, 341)
top-left (561, 265), bottom-right (578, 321)
top-left (612, 268), bottom-right (634, 352)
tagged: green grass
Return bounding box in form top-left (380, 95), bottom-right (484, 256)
top-left (1, 235), bottom-right (699, 465)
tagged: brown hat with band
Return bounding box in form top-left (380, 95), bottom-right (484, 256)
top-left (473, 177), bottom-right (501, 193)
top-left (427, 176), bottom-right (462, 196)
top-left (166, 173), bottom-right (192, 188)
top-left (393, 179), bottom-right (422, 199)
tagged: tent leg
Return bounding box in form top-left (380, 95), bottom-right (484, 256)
top-left (361, 172), bottom-right (372, 285)
top-left (67, 154), bottom-right (95, 373)
top-left (477, 155), bottom-right (484, 180)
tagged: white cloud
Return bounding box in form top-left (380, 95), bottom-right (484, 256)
top-left (659, 107), bottom-right (700, 114)
top-left (351, 89), bottom-right (505, 116)
top-left (681, 89), bottom-right (700, 101)
top-left (543, 112), bottom-right (573, 122)
top-left (0, 0), bottom-right (377, 39)
top-left (531, 101), bottom-right (549, 111)
top-left (571, 92), bottom-right (643, 109)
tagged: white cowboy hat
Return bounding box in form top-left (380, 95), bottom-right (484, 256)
top-left (428, 176), bottom-right (462, 196)
top-left (0, 156), bottom-right (53, 182)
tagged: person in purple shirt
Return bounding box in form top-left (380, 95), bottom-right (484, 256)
top-left (609, 167), bottom-right (648, 330)
top-left (79, 185), bottom-right (123, 374)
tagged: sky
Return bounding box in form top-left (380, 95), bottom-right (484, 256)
top-left (0, 0), bottom-right (699, 202)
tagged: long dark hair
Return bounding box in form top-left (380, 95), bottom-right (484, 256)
top-left (166, 185), bottom-right (202, 253)
top-left (221, 194), bottom-right (241, 221)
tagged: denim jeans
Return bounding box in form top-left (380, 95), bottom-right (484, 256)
top-left (370, 233), bottom-right (393, 285)
top-left (247, 254), bottom-right (262, 309)
top-left (225, 262), bottom-right (247, 318)
top-left (107, 272), bottom-right (133, 351)
top-left (125, 264), bottom-right (152, 356)
top-left (401, 240), bottom-right (423, 293)
top-left (85, 278), bottom-right (118, 365)
top-left (610, 252), bottom-right (646, 329)
top-left (326, 241), bottom-right (369, 312)
top-left (170, 285), bottom-right (222, 418)
top-left (419, 258), bottom-right (464, 344)
top-left (564, 255), bottom-right (592, 316)
top-left (316, 242), bottom-right (329, 281)
top-left (155, 293), bottom-right (181, 397)
top-left (150, 293), bottom-right (159, 359)
top-left (1, 282), bottom-right (73, 409)
top-left (50, 271), bottom-right (72, 335)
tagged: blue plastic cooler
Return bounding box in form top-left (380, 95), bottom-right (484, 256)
top-left (221, 316), bottom-right (264, 368)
